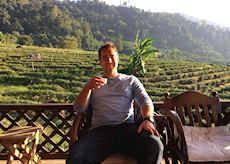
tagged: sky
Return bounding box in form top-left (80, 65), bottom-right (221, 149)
top-left (100, 0), bottom-right (230, 28)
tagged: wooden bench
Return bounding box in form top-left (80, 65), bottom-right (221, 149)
top-left (163, 91), bottom-right (230, 163)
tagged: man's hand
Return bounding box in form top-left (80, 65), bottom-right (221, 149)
top-left (138, 120), bottom-right (160, 137)
top-left (74, 76), bottom-right (107, 109)
top-left (87, 76), bottom-right (107, 90)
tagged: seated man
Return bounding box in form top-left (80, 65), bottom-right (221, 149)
top-left (67, 42), bottom-right (163, 164)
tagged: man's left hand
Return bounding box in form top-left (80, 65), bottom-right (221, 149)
top-left (137, 120), bottom-right (160, 137)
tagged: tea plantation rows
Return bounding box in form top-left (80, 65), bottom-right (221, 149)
top-left (0, 44), bottom-right (230, 103)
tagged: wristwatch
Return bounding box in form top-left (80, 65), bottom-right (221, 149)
top-left (143, 116), bottom-right (155, 124)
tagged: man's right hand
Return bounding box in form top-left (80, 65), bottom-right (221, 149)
top-left (87, 76), bottom-right (107, 90)
top-left (74, 76), bottom-right (107, 109)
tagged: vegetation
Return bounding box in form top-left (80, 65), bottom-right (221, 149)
top-left (0, 44), bottom-right (229, 104)
top-left (126, 31), bottom-right (158, 76)
top-left (0, 0), bottom-right (230, 64)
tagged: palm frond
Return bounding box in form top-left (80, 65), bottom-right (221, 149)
top-left (126, 31), bottom-right (158, 76)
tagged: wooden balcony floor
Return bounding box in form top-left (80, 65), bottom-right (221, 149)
top-left (0, 159), bottom-right (168, 164)
top-left (0, 160), bottom-right (65, 164)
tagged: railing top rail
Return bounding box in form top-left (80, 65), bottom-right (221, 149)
top-left (0, 100), bottom-right (229, 111)
top-left (0, 100), bottom-right (229, 106)
top-left (0, 103), bottom-right (73, 111)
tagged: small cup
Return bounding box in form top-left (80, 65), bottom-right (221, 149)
top-left (103, 78), bottom-right (108, 85)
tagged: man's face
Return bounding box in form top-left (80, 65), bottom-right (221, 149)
top-left (99, 47), bottom-right (119, 71)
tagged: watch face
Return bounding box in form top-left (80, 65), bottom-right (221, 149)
top-left (149, 117), bottom-right (154, 123)
top-left (144, 117), bottom-right (154, 123)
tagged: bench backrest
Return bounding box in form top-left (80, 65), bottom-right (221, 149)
top-left (164, 91), bottom-right (222, 127)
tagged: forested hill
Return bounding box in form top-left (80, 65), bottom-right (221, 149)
top-left (1, 0), bottom-right (230, 64)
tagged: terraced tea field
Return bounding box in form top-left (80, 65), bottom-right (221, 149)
top-left (0, 44), bottom-right (230, 103)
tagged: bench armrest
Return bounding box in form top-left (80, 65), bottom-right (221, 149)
top-left (165, 110), bottom-right (189, 164)
top-left (69, 113), bottom-right (84, 145)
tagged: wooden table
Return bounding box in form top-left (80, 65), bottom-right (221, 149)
top-left (0, 126), bottom-right (43, 164)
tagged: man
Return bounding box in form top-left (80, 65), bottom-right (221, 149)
top-left (67, 42), bottom-right (163, 164)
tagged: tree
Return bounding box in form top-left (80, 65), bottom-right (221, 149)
top-left (5, 33), bottom-right (18, 44)
top-left (34, 33), bottom-right (52, 47)
top-left (17, 35), bottom-right (33, 45)
top-left (81, 33), bottom-right (100, 51)
top-left (126, 31), bottom-right (158, 76)
top-left (49, 5), bottom-right (60, 20)
top-left (60, 36), bottom-right (78, 49)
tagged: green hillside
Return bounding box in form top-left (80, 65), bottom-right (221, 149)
top-left (1, 0), bottom-right (230, 64)
top-left (0, 44), bottom-right (229, 104)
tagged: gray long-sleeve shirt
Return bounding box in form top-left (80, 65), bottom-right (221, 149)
top-left (74, 73), bottom-right (153, 130)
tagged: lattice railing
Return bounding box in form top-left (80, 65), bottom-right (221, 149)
top-left (0, 101), bottom-right (229, 159)
top-left (0, 104), bottom-right (75, 159)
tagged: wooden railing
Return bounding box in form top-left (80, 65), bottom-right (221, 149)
top-left (0, 100), bottom-right (229, 159)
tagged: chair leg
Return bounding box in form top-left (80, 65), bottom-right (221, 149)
top-left (29, 130), bottom-right (41, 164)
top-left (165, 158), bottom-right (171, 164)
top-left (7, 155), bottom-right (14, 164)
top-left (163, 156), bottom-right (171, 164)
top-left (22, 130), bottom-right (41, 164)
top-left (172, 158), bottom-right (179, 164)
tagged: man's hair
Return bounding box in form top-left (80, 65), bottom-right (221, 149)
top-left (98, 42), bottom-right (118, 60)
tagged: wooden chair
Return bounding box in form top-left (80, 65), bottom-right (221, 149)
top-left (163, 90), bottom-right (230, 164)
top-left (69, 102), bottom-right (172, 164)
top-left (0, 126), bottom-right (43, 164)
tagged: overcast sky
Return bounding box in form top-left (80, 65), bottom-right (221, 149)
top-left (100, 0), bottom-right (230, 28)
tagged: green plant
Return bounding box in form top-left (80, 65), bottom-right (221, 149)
top-left (126, 31), bottom-right (158, 76)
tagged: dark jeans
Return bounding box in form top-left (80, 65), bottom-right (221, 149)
top-left (66, 123), bottom-right (163, 164)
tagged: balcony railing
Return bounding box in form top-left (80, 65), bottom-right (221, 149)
top-left (0, 100), bottom-right (229, 159)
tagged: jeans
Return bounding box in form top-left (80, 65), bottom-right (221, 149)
top-left (66, 123), bottom-right (163, 164)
